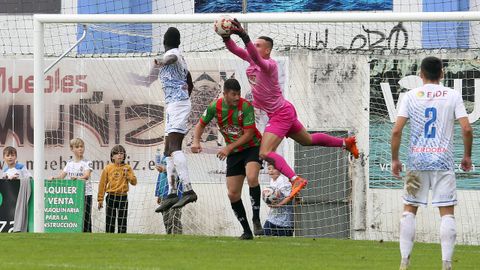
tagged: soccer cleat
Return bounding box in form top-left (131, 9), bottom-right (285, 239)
top-left (155, 194), bottom-right (179, 213)
top-left (399, 258), bottom-right (410, 270)
top-left (171, 190), bottom-right (198, 209)
top-left (239, 232), bottom-right (254, 240)
top-left (344, 136), bottom-right (359, 159)
top-left (442, 261), bottom-right (452, 270)
top-left (289, 176), bottom-right (308, 199)
top-left (253, 220), bottom-right (264, 236)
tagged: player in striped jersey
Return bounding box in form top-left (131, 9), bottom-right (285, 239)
top-left (391, 57), bottom-right (472, 270)
top-left (222, 19), bottom-right (359, 206)
top-left (129, 27), bottom-right (197, 212)
top-left (191, 78), bottom-right (263, 240)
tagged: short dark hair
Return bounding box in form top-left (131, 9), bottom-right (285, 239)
top-left (110, 145), bottom-right (126, 163)
top-left (258, 36), bottom-right (273, 49)
top-left (163, 27), bottom-right (181, 48)
top-left (223, 78), bottom-right (241, 93)
top-left (421, 56), bottom-right (443, 81)
top-left (3, 146), bottom-right (17, 157)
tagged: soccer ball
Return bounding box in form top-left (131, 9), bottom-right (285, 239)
top-left (214, 15), bottom-right (234, 37)
top-left (262, 186), bottom-right (278, 205)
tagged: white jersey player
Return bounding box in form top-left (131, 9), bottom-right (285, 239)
top-left (391, 56), bottom-right (472, 270)
top-left (128, 27), bottom-right (197, 212)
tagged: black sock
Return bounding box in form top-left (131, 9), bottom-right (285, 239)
top-left (249, 185), bottom-right (261, 222)
top-left (231, 199), bottom-right (252, 234)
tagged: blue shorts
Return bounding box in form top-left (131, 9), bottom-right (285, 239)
top-left (263, 220), bottom-right (293, 237)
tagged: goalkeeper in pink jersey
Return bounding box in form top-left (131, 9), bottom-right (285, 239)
top-left (223, 19), bottom-right (359, 205)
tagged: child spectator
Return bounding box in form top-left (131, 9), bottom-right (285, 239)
top-left (2, 146), bottom-right (32, 232)
top-left (51, 138), bottom-right (93, 232)
top-left (98, 145), bottom-right (137, 233)
top-left (263, 164), bottom-right (294, 237)
top-left (155, 153), bottom-right (183, 234)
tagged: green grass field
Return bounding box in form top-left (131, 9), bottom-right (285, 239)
top-left (0, 234), bottom-right (479, 270)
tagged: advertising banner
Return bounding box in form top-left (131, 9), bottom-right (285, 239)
top-left (0, 179), bottom-right (20, 232)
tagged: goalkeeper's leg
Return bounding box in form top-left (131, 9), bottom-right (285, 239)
top-left (288, 126), bottom-right (359, 159)
top-left (260, 132), bottom-right (307, 202)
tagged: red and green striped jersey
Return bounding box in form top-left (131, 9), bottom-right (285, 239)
top-left (199, 97), bottom-right (262, 153)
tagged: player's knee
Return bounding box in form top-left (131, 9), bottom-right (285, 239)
top-left (227, 191), bottom-right (241, 202)
top-left (299, 138), bottom-right (312, 146)
top-left (259, 151), bottom-right (269, 160)
top-left (246, 175), bottom-right (259, 186)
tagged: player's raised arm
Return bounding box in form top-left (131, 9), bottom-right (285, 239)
top-left (230, 19), bottom-right (273, 71)
top-left (223, 36), bottom-right (251, 62)
top-left (155, 53), bottom-right (178, 67)
top-left (127, 60), bottom-right (159, 87)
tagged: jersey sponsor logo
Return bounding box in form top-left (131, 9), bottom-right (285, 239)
top-left (247, 75), bottom-right (257, 86)
top-left (221, 125), bottom-right (243, 136)
top-left (411, 146), bottom-right (447, 153)
top-left (416, 90), bottom-right (448, 99)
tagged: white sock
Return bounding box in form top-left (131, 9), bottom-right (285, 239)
top-left (440, 215), bottom-right (456, 262)
top-left (166, 157), bottom-right (177, 195)
top-left (172, 150), bottom-right (192, 192)
top-left (400, 211), bottom-right (416, 259)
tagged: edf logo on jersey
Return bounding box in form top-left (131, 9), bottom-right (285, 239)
top-left (416, 90), bottom-right (448, 99)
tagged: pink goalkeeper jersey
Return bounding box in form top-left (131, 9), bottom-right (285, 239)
top-left (225, 39), bottom-right (286, 114)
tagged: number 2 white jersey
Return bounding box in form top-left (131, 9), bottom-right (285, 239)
top-left (397, 84), bottom-right (468, 171)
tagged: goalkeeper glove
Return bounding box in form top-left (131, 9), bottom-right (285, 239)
top-left (405, 171), bottom-right (421, 196)
top-left (230, 18), bottom-right (251, 44)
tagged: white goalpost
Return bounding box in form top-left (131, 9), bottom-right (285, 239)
top-left (32, 12), bottom-right (480, 242)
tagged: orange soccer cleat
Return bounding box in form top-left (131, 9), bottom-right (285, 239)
top-left (289, 176), bottom-right (308, 199)
top-left (344, 136), bottom-right (359, 159)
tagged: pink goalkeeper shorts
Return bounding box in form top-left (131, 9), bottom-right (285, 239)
top-left (264, 101), bottom-right (304, 138)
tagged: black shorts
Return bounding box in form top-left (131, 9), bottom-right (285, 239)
top-left (226, 146), bottom-right (262, 177)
